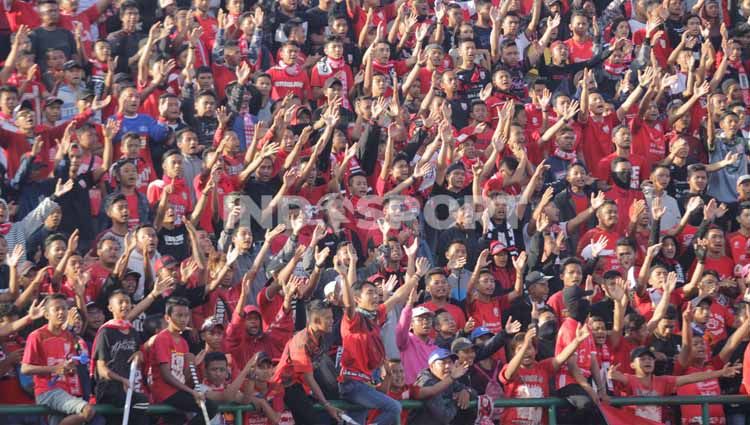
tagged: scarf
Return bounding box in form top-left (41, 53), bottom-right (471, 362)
top-left (355, 306), bottom-right (378, 322)
top-left (89, 319), bottom-right (133, 375)
top-left (486, 219), bottom-right (516, 251)
top-left (554, 148), bottom-right (578, 162)
top-left (603, 59), bottom-right (627, 76)
top-left (0, 223), bottom-right (11, 235)
top-left (278, 60), bottom-right (300, 76)
top-left (324, 56), bottom-right (345, 70)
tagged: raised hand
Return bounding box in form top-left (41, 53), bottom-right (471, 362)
top-left (505, 316), bottom-right (522, 334)
top-left (590, 235), bottom-right (609, 258)
top-left (415, 257), bottom-right (430, 276)
top-left (512, 251), bottom-right (527, 272)
top-left (7, 244), bottom-right (24, 267)
top-left (54, 179), bottom-right (75, 198)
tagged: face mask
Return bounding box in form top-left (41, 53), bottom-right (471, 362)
top-left (537, 321), bottom-right (557, 339)
top-left (611, 170), bottom-right (631, 189)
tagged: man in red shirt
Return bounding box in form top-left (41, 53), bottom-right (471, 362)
top-left (500, 323), bottom-right (591, 425)
top-left (272, 299), bottom-right (343, 424)
top-left (337, 243), bottom-right (417, 425)
top-left (150, 296), bottom-right (218, 425)
top-left (310, 37), bottom-right (354, 108)
top-left (564, 11), bottom-right (594, 63)
top-left (267, 42), bottom-right (312, 103)
top-left (728, 203), bottom-right (750, 268)
top-left (604, 158), bottom-right (645, 234)
top-left (147, 150), bottom-right (193, 224)
top-left (21, 294), bottom-right (95, 425)
top-left (555, 285), bottom-right (608, 424)
top-left (595, 125), bottom-right (648, 189)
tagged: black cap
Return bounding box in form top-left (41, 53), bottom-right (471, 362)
top-left (123, 268), bottom-right (141, 279)
top-left (113, 73), bottom-right (132, 84)
top-left (77, 89), bottom-right (95, 101)
top-left (562, 285), bottom-right (592, 310)
top-left (323, 78), bottom-right (343, 89)
top-left (630, 346), bottom-right (656, 361)
top-left (63, 60), bottom-right (83, 70)
top-left (451, 337), bottom-right (477, 354)
top-left (524, 271), bottom-right (552, 288)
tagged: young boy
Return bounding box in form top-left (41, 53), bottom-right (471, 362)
top-left (21, 294), bottom-right (95, 425)
top-left (92, 289), bottom-right (149, 425)
top-left (150, 297), bottom-right (218, 425)
top-left (499, 324), bottom-right (590, 425)
top-left (609, 346), bottom-right (741, 423)
top-left (240, 351), bottom-right (293, 425)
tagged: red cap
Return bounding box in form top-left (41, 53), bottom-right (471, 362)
top-left (154, 255), bottom-right (178, 273)
top-left (242, 305), bottom-right (262, 317)
top-left (367, 273), bottom-right (386, 283)
top-left (490, 241), bottom-right (509, 255)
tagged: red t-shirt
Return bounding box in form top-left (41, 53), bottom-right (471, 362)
top-left (421, 301), bottom-right (467, 330)
top-left (595, 153), bottom-right (649, 189)
top-left (577, 227), bottom-right (620, 270)
top-left (339, 304), bottom-right (387, 382)
top-left (630, 117), bottom-right (669, 172)
top-left (564, 38), bottom-right (594, 63)
top-left (149, 329), bottom-right (190, 402)
top-left (620, 374), bottom-right (678, 422)
top-left (0, 338), bottom-right (34, 404)
top-left (728, 232), bottom-right (750, 270)
top-left (579, 112), bottom-right (618, 168)
top-left (467, 296), bottom-right (511, 334)
top-left (257, 287), bottom-right (293, 332)
top-left (146, 177), bottom-right (193, 220)
top-left (555, 318), bottom-right (596, 388)
top-left (310, 59), bottom-right (354, 109)
top-left (243, 385), bottom-right (289, 425)
top-left (266, 64), bottom-right (312, 102)
top-left (22, 326), bottom-right (82, 396)
top-left (499, 358), bottom-right (556, 425)
top-left (367, 385), bottom-right (420, 424)
top-left (674, 356), bottom-right (726, 425)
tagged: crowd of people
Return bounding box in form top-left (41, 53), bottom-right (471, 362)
top-left (1, 0), bottom-right (750, 423)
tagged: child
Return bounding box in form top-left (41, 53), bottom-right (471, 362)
top-left (149, 296), bottom-right (219, 425)
top-left (241, 351), bottom-right (293, 425)
top-left (92, 289), bottom-right (149, 425)
top-left (21, 294), bottom-right (96, 425)
top-left (197, 351), bottom-right (251, 424)
top-left (465, 249), bottom-right (524, 334)
top-left (499, 324), bottom-right (590, 425)
top-left (608, 346), bottom-right (741, 423)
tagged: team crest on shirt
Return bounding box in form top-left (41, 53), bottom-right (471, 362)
top-left (660, 39), bottom-right (666, 48)
top-left (79, 180), bottom-right (87, 189)
top-left (480, 71), bottom-right (486, 79)
top-left (317, 60), bottom-right (331, 75)
top-left (603, 125), bottom-right (610, 133)
top-left (64, 342), bottom-right (70, 353)
top-left (494, 307), bottom-right (500, 316)
top-left (655, 123), bottom-right (663, 131)
top-left (461, 102), bottom-right (468, 110)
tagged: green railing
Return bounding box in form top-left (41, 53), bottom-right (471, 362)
top-left (2, 395), bottom-right (750, 424)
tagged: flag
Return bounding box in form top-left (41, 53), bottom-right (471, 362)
top-left (599, 402), bottom-right (663, 425)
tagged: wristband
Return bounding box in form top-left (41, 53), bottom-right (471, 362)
top-left (315, 263), bottom-right (325, 269)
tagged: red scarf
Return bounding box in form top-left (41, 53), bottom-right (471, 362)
top-left (603, 59), bottom-right (627, 76)
top-left (0, 222), bottom-right (12, 235)
top-left (89, 319), bottom-right (133, 375)
top-left (278, 60), bottom-right (300, 76)
top-left (554, 148), bottom-right (578, 162)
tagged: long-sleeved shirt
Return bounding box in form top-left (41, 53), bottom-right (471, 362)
top-left (225, 303), bottom-right (293, 365)
top-left (396, 304), bottom-right (438, 385)
top-left (2, 196), bottom-right (58, 262)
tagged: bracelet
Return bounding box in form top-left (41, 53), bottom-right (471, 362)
top-left (315, 263), bottom-right (325, 269)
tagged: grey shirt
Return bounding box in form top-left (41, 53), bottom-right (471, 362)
top-left (30, 27), bottom-right (77, 72)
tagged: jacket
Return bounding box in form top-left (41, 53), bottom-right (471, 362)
top-left (409, 368), bottom-right (476, 425)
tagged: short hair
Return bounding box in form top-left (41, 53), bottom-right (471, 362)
top-left (196, 66), bottom-right (213, 76)
top-left (687, 163), bottom-right (707, 178)
top-left (97, 234), bottom-right (121, 251)
top-left (196, 90), bottom-right (217, 100)
top-left (0, 303), bottom-right (20, 319)
top-left (0, 86), bottom-right (19, 97)
top-left (109, 289), bottom-right (130, 300)
top-left (119, 0), bottom-right (139, 14)
top-left (615, 238), bottom-right (635, 250)
top-left (307, 299), bottom-right (331, 317)
top-left (204, 351), bottom-right (228, 367)
top-left (45, 293), bottom-right (68, 305)
top-left (611, 156), bottom-right (631, 170)
top-left (561, 257), bottom-right (582, 271)
top-left (44, 233), bottom-right (67, 250)
top-left (651, 162), bottom-right (670, 174)
top-left (165, 297), bottom-right (190, 316)
top-left (324, 36), bottom-right (345, 47)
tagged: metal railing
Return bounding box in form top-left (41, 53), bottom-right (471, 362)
top-left (2, 395), bottom-right (750, 424)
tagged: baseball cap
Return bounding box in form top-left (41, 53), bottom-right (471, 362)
top-left (562, 285), bottom-right (593, 310)
top-left (77, 89), bottom-right (95, 101)
top-left (451, 337), bottom-right (477, 354)
top-left (367, 273), bottom-right (386, 284)
top-left (738, 175), bottom-right (750, 185)
top-left (470, 326), bottom-right (494, 341)
top-left (242, 305), bottom-right (262, 317)
top-left (154, 255), bottom-right (178, 273)
top-left (63, 60), bottom-right (83, 71)
top-left (201, 317), bottom-right (225, 332)
top-left (159, 0), bottom-right (175, 7)
top-left (324, 78), bottom-right (343, 89)
top-left (490, 241), bottom-right (509, 255)
top-left (428, 348), bottom-right (457, 365)
top-left (412, 306), bottom-right (435, 317)
top-left (694, 295), bottom-right (713, 308)
top-left (524, 271), bottom-right (552, 287)
top-left (43, 96), bottom-right (63, 108)
top-left (630, 346), bottom-right (656, 361)
top-left (123, 268), bottom-right (141, 279)
top-left (324, 280), bottom-right (338, 297)
top-left (254, 351), bottom-right (273, 365)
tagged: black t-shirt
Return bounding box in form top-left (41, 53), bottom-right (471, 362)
top-left (244, 176), bottom-right (283, 241)
top-left (455, 66), bottom-right (491, 102)
top-left (648, 333), bottom-right (682, 376)
top-left (157, 225), bottom-right (190, 262)
top-left (57, 171), bottom-right (98, 243)
top-left (94, 327), bottom-right (141, 398)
